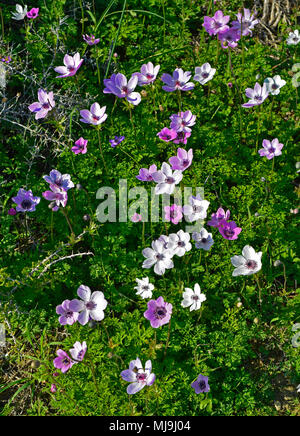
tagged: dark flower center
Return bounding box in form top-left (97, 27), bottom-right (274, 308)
top-left (146, 74), bottom-right (154, 80)
top-left (269, 147), bottom-right (275, 153)
top-left (182, 159), bottom-right (190, 167)
top-left (202, 72), bottom-right (209, 78)
top-left (224, 229), bottom-right (235, 238)
top-left (166, 177), bottom-right (175, 184)
top-left (137, 373), bottom-right (147, 382)
top-left (21, 199), bottom-right (32, 209)
top-left (156, 253), bottom-right (165, 261)
top-left (142, 285), bottom-right (149, 291)
top-left (271, 84), bottom-right (278, 90)
top-left (178, 241), bottom-right (185, 247)
top-left (201, 238), bottom-right (207, 243)
top-left (199, 380), bottom-right (206, 390)
top-left (93, 115), bottom-right (100, 121)
top-left (86, 301), bottom-right (97, 310)
top-left (193, 205), bottom-right (202, 213)
top-left (246, 260), bottom-right (257, 270)
top-left (155, 306), bottom-right (167, 319)
top-left (192, 295), bottom-right (199, 301)
top-left (122, 86), bottom-right (129, 95)
top-left (68, 66), bottom-right (76, 72)
top-left (254, 95), bottom-right (262, 101)
top-left (42, 103), bottom-right (50, 109)
top-left (77, 350), bottom-right (84, 360)
top-left (62, 358), bottom-right (70, 365)
top-left (66, 311), bottom-right (74, 318)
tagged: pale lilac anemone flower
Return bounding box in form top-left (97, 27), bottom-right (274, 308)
top-left (69, 341), bottom-right (87, 362)
top-left (28, 89), bottom-right (55, 120)
top-left (203, 10), bottom-right (230, 36)
top-left (194, 63), bottom-right (216, 85)
top-left (42, 185), bottom-right (68, 212)
top-left (207, 207), bottom-right (230, 227)
top-left (103, 73), bottom-right (141, 105)
top-left (152, 162), bottom-right (183, 195)
top-left (43, 170), bottom-right (74, 191)
top-left (82, 34), bottom-right (100, 45)
top-left (133, 62), bottom-right (160, 86)
top-left (231, 245), bottom-right (262, 276)
top-left (142, 239), bottom-right (174, 276)
top-left (169, 148), bottom-right (193, 171)
top-left (164, 204), bottom-right (183, 225)
top-left (54, 53), bottom-right (83, 78)
top-left (170, 110), bottom-right (196, 133)
top-left (231, 8), bottom-right (259, 36)
top-left (121, 358), bottom-right (155, 394)
top-left (53, 350), bottom-right (75, 373)
top-left (242, 82), bottom-right (268, 108)
top-left (218, 28), bottom-right (240, 49)
top-left (191, 374), bottom-right (210, 394)
top-left (56, 300), bottom-right (79, 326)
top-left (258, 138), bottom-right (284, 160)
top-left (144, 296), bottom-right (172, 328)
top-left (161, 68), bottom-right (195, 92)
top-left (69, 285), bottom-right (108, 326)
top-left (136, 164), bottom-right (157, 182)
top-left (80, 103), bottom-right (107, 126)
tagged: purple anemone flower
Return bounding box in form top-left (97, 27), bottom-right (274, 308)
top-left (103, 73), bottom-right (141, 105)
top-left (53, 349), bottom-right (75, 373)
top-left (203, 10), bottom-right (230, 36)
top-left (218, 28), bottom-right (240, 49)
top-left (1, 56), bottom-right (11, 63)
top-left (207, 207), bottom-right (230, 227)
top-left (258, 138), bottom-right (284, 160)
top-left (72, 137), bottom-right (88, 155)
top-left (136, 164), bottom-right (157, 182)
top-left (56, 300), bottom-right (79, 326)
top-left (169, 148), bottom-right (193, 171)
top-left (191, 374), bottom-right (210, 394)
top-left (43, 170), bottom-right (74, 191)
top-left (69, 341), bottom-right (87, 362)
top-left (80, 103), bottom-right (107, 126)
top-left (43, 185), bottom-right (68, 211)
top-left (170, 110), bottom-right (196, 133)
top-left (8, 208), bottom-right (16, 216)
top-left (164, 204), bottom-right (183, 225)
top-left (173, 131), bottom-right (191, 144)
top-left (161, 68), bottom-right (195, 92)
top-left (133, 62), bottom-right (160, 86)
top-left (28, 89), bottom-right (55, 120)
top-left (69, 285), bottom-right (108, 326)
top-left (157, 127), bottom-right (177, 142)
top-left (242, 82), bottom-right (268, 108)
top-left (231, 8), bottom-right (259, 36)
top-left (109, 135), bottom-right (125, 148)
top-left (218, 220), bottom-right (242, 240)
top-left (54, 53), bottom-right (83, 78)
top-left (12, 189), bottom-right (40, 212)
top-left (144, 296), bottom-right (172, 328)
top-left (82, 34), bottom-right (100, 45)
top-left (121, 358), bottom-right (155, 395)
top-left (26, 8), bottom-right (39, 19)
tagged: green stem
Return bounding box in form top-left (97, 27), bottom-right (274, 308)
top-left (97, 127), bottom-right (109, 176)
top-left (163, 320), bottom-right (172, 359)
top-left (61, 208), bottom-right (74, 235)
top-left (79, 0), bottom-right (85, 34)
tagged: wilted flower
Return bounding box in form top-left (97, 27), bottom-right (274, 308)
top-left (181, 283), bottom-right (206, 311)
top-left (11, 4), bottom-right (28, 20)
top-left (152, 162), bottom-right (183, 195)
top-left (164, 204), bottom-right (183, 225)
top-left (69, 341), bottom-right (87, 362)
top-left (53, 349), bottom-right (75, 373)
top-left (169, 148), bottom-right (193, 171)
top-left (136, 164), bottom-right (157, 182)
top-left (258, 138), bottom-right (284, 160)
top-left (12, 189), bottom-right (40, 212)
top-left (142, 239), bottom-right (174, 275)
top-left (194, 63), bottom-right (216, 85)
top-left (80, 103), bottom-right (107, 126)
top-left (134, 277), bottom-right (154, 299)
top-left (69, 285), bottom-right (108, 326)
top-left (242, 82), bottom-right (268, 108)
top-left (109, 135), bottom-right (125, 148)
top-left (43, 170), bottom-right (74, 191)
top-left (231, 245), bottom-right (262, 276)
top-left (26, 8), bottom-right (39, 19)
top-left (28, 89), bottom-right (55, 120)
top-left (191, 374), bottom-right (210, 394)
top-left (103, 73), bottom-right (141, 105)
top-left (218, 220), bottom-right (242, 240)
top-left (82, 34), bottom-right (100, 45)
top-left (203, 10), bottom-right (230, 36)
top-left (56, 300), bottom-right (79, 326)
top-left (43, 185), bottom-right (68, 211)
top-left (161, 68), bottom-right (195, 92)
top-left (121, 358), bottom-right (155, 394)
top-left (54, 53), bottom-right (83, 78)
top-left (231, 8), bottom-right (259, 36)
top-left (218, 28), bottom-right (240, 49)
top-left (131, 213), bottom-right (142, 223)
top-left (192, 228), bottom-right (214, 251)
top-left (286, 29), bottom-right (300, 45)
top-left (157, 127), bottom-right (177, 142)
top-left (264, 75), bottom-right (286, 96)
top-left (183, 195), bottom-right (210, 222)
top-left (144, 296), bottom-right (172, 328)
top-left (170, 111), bottom-right (196, 133)
top-left (133, 62), bottom-right (160, 85)
top-left (207, 207), bottom-right (230, 228)
top-left (72, 137), bottom-right (88, 154)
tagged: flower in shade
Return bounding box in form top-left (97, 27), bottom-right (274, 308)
top-left (50, 384), bottom-right (57, 393)
top-left (136, 164), bottom-right (157, 182)
top-left (264, 75), bottom-right (286, 96)
top-left (121, 358), bottom-right (155, 394)
top-left (164, 204), bottom-right (183, 225)
top-left (69, 341), bottom-right (87, 362)
top-left (218, 220), bottom-right (242, 240)
top-left (183, 195), bottom-right (210, 223)
top-left (131, 213), bottom-right (142, 222)
top-left (26, 8), bottom-right (39, 19)
top-left (231, 8), bottom-right (259, 36)
top-left (231, 245), bottom-right (262, 276)
top-left (80, 103), bottom-right (107, 127)
top-left (11, 4), bottom-right (28, 20)
top-left (103, 73), bottom-right (141, 105)
top-left (191, 374), bottom-right (210, 394)
top-left (173, 131), bottom-right (191, 144)
top-left (203, 10), bottom-right (230, 36)
top-left (12, 189), bottom-right (40, 212)
top-left (43, 185), bottom-right (68, 212)
top-left (157, 127), bottom-right (177, 142)
top-left (43, 169), bottom-right (74, 191)
top-left (194, 63), bottom-right (216, 85)
top-left (170, 111), bottom-right (196, 133)
top-left (109, 135), bottom-right (125, 148)
top-left (72, 137), bottom-right (88, 154)
top-left (258, 138), bottom-right (284, 160)
top-left (28, 89), bottom-right (55, 120)
top-left (133, 62), bottom-right (160, 86)
top-left (134, 277), bottom-right (154, 299)
top-left (82, 34), bottom-right (100, 45)
top-left (144, 296), bottom-right (172, 328)
top-left (168, 230), bottom-right (192, 257)
top-left (242, 82), bottom-right (268, 108)
top-left (218, 28), bottom-right (240, 49)
top-left (56, 300), bottom-right (79, 326)
top-left (54, 53), bottom-right (83, 78)
top-left (169, 148), bottom-right (193, 171)
top-left (286, 29), bottom-right (300, 45)
top-left (152, 162), bottom-right (183, 195)
top-left (53, 349), bottom-right (75, 373)
top-left (1, 56), bottom-right (11, 63)
top-left (181, 283), bottom-right (206, 311)
top-left (142, 239), bottom-right (174, 276)
top-left (192, 228), bottom-right (214, 251)
top-left (69, 285), bottom-right (108, 326)
top-left (207, 207), bottom-right (230, 228)
top-left (161, 68), bottom-right (195, 92)
top-left (8, 208), bottom-right (16, 216)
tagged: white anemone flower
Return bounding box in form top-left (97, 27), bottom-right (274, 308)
top-left (194, 63), bottom-right (216, 85)
top-left (12, 4), bottom-right (28, 20)
top-left (264, 75), bottom-right (286, 96)
top-left (286, 30), bottom-right (300, 45)
top-left (183, 194), bottom-right (210, 222)
top-left (168, 230), bottom-right (192, 257)
top-left (142, 239), bottom-right (174, 275)
top-left (134, 277), bottom-right (154, 299)
top-left (181, 283), bottom-right (206, 311)
top-left (152, 162), bottom-right (183, 195)
top-left (69, 285), bottom-right (108, 325)
top-left (231, 245), bottom-right (262, 276)
top-left (192, 228), bottom-right (214, 251)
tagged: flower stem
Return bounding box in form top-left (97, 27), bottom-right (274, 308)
top-left (163, 320), bottom-right (172, 359)
top-left (254, 275), bottom-right (262, 307)
top-left (61, 208), bottom-right (75, 235)
top-left (97, 127), bottom-right (109, 176)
